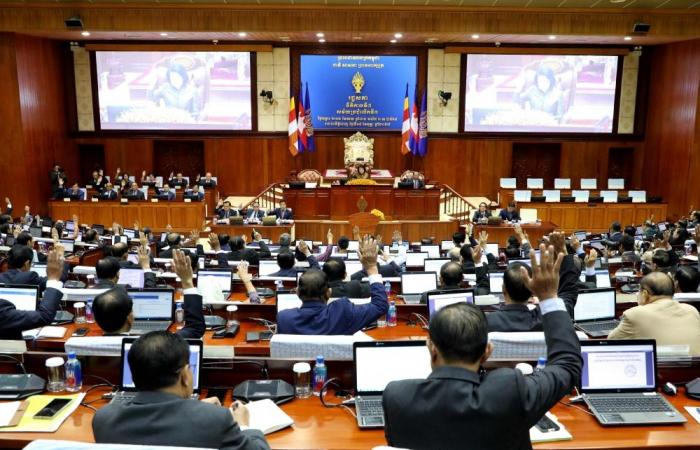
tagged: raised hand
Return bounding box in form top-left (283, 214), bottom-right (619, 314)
top-left (478, 231), bottom-right (489, 247)
top-left (358, 235), bottom-right (378, 274)
top-left (472, 244), bottom-right (483, 263)
top-left (327, 227), bottom-right (334, 245)
top-left (297, 240), bottom-right (311, 256)
top-left (172, 249), bottom-right (194, 290)
top-left (138, 245), bottom-right (150, 270)
top-left (208, 233), bottom-right (220, 251)
top-left (253, 230), bottom-right (262, 242)
top-left (236, 261), bottom-right (252, 284)
top-left (520, 244), bottom-right (564, 301)
top-left (547, 231), bottom-right (567, 256)
top-left (569, 233), bottom-right (581, 251)
top-left (46, 247), bottom-right (65, 281)
top-left (584, 248), bottom-right (598, 268)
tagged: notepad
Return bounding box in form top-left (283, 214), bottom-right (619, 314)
top-left (0, 401), bottom-right (27, 427)
top-left (22, 326), bottom-right (66, 340)
top-left (0, 393), bottom-right (84, 433)
top-left (247, 399), bottom-right (294, 435)
top-left (529, 412), bottom-right (572, 443)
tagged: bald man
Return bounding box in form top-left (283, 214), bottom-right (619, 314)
top-left (608, 272), bottom-right (700, 355)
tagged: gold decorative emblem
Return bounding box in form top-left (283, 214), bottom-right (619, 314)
top-left (357, 196), bottom-right (368, 213)
top-left (351, 71), bottom-right (365, 94)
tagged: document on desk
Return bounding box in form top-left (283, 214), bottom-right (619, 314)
top-left (0, 401), bottom-right (27, 427)
top-left (0, 393), bottom-right (84, 433)
top-left (529, 412), bottom-right (572, 443)
top-left (247, 399), bottom-right (294, 435)
top-left (22, 326), bottom-right (66, 340)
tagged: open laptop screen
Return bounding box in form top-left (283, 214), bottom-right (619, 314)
top-left (276, 292), bottom-right (302, 313)
top-left (489, 272), bottom-right (504, 294)
top-left (0, 285), bottom-right (39, 311)
top-left (127, 289), bottom-right (173, 320)
top-left (580, 340), bottom-right (656, 393)
top-left (401, 272), bottom-right (438, 295)
top-left (118, 269), bottom-right (145, 289)
top-left (440, 240), bottom-right (455, 251)
top-left (427, 290), bottom-right (474, 318)
top-left (354, 342), bottom-right (432, 395)
top-left (121, 339), bottom-right (202, 392)
top-left (578, 270), bottom-right (612, 289)
top-left (574, 289), bottom-right (616, 322)
top-left (198, 269), bottom-right (232, 292)
top-left (258, 260), bottom-right (281, 277)
top-left (59, 239), bottom-right (75, 253)
top-left (420, 245), bottom-right (440, 259)
top-left (344, 260), bottom-right (363, 278)
top-left (31, 264), bottom-right (47, 278)
top-left (405, 252), bottom-right (429, 268)
top-left (423, 258), bottom-right (450, 274)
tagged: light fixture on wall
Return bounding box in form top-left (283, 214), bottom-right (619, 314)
top-left (259, 90), bottom-right (274, 105)
top-left (438, 90), bottom-right (452, 107)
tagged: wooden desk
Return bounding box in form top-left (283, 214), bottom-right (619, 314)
top-left (210, 224), bottom-right (293, 242)
top-left (472, 221), bottom-right (558, 247)
top-left (295, 219), bottom-right (459, 243)
top-left (48, 200), bottom-right (206, 232)
top-left (283, 187), bottom-right (441, 220)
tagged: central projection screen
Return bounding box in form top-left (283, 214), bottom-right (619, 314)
top-left (464, 54), bottom-right (619, 133)
top-left (95, 51), bottom-right (252, 130)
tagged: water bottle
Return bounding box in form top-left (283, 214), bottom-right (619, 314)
top-left (384, 281), bottom-right (391, 296)
top-left (64, 352), bottom-right (82, 393)
top-left (387, 301), bottom-right (397, 327)
top-left (312, 355), bottom-right (327, 396)
top-left (175, 302), bottom-right (184, 329)
top-left (275, 279), bottom-right (284, 291)
top-left (85, 299), bottom-right (94, 324)
top-left (535, 357), bottom-right (547, 372)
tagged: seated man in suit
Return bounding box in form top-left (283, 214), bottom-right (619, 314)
top-left (382, 245), bottom-right (582, 450)
top-left (140, 171), bottom-right (157, 186)
top-left (269, 241), bottom-right (321, 278)
top-left (64, 183), bottom-right (83, 200)
top-left (0, 249), bottom-right (65, 340)
top-left (92, 331), bottom-right (269, 450)
top-left (198, 172), bottom-right (217, 188)
top-left (92, 250), bottom-right (205, 338)
top-left (272, 200), bottom-right (294, 222)
top-left (472, 202), bottom-right (491, 223)
top-left (277, 236), bottom-right (389, 335)
top-left (168, 172), bottom-right (189, 189)
top-left (619, 234), bottom-right (640, 263)
top-left (156, 184), bottom-right (176, 201)
top-left (499, 202), bottom-right (521, 222)
top-left (419, 258), bottom-right (489, 304)
top-left (216, 200), bottom-right (239, 222)
top-left (123, 182), bottom-right (145, 200)
top-left (323, 258), bottom-right (371, 298)
top-left (212, 232), bottom-right (271, 266)
top-left (609, 272), bottom-right (700, 355)
top-left (90, 170), bottom-right (105, 191)
top-left (93, 254), bottom-right (157, 290)
top-left (400, 171), bottom-right (425, 189)
top-left (100, 182), bottom-right (118, 200)
top-left (608, 221), bottom-right (623, 243)
top-left (245, 202), bottom-right (265, 224)
top-left (674, 265), bottom-right (700, 294)
top-left (486, 232), bottom-right (579, 332)
top-left (0, 245), bottom-right (69, 293)
top-left (184, 185), bottom-right (204, 201)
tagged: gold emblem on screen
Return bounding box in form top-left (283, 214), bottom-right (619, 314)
top-left (351, 72), bottom-right (365, 94)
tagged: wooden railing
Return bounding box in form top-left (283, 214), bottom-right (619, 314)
top-left (242, 183), bottom-right (286, 212)
top-left (439, 184), bottom-right (475, 222)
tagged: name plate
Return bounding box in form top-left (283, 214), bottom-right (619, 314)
top-left (184, 198), bottom-right (191, 203)
top-left (63, 198), bottom-right (70, 202)
top-left (121, 199), bottom-right (128, 204)
top-left (151, 198), bottom-right (159, 203)
top-left (91, 198), bottom-right (98, 203)
top-left (86, 184), bottom-right (93, 189)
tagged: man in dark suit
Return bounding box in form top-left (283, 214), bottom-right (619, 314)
top-left (216, 201), bottom-right (239, 222)
top-left (93, 256), bottom-right (157, 290)
top-left (0, 245), bottom-right (69, 293)
top-left (272, 200), bottom-right (294, 221)
top-left (245, 202), bottom-right (265, 223)
top-left (419, 260), bottom-right (489, 304)
top-left (323, 258), bottom-right (371, 298)
top-left (277, 236), bottom-right (389, 335)
top-left (124, 182), bottom-right (145, 200)
top-left (168, 172), bottom-right (189, 189)
top-left (268, 241), bottom-right (321, 278)
top-left (400, 171), bottom-right (425, 189)
top-left (382, 245), bottom-right (582, 450)
top-left (92, 331), bottom-right (269, 450)
top-left (156, 184), bottom-right (176, 201)
top-left (607, 221), bottom-right (623, 243)
top-left (198, 172), bottom-right (217, 188)
top-left (499, 201), bottom-right (521, 222)
top-left (64, 183), bottom-right (83, 200)
top-left (184, 185), bottom-right (205, 201)
top-left (100, 183), bottom-right (118, 200)
top-left (212, 233), bottom-right (270, 266)
top-left (486, 233), bottom-right (579, 332)
top-left (0, 249), bottom-right (65, 340)
top-left (92, 250), bottom-right (204, 338)
top-left (90, 170), bottom-right (105, 192)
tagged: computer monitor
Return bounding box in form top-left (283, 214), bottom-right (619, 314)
top-left (118, 269), bottom-right (145, 289)
top-left (579, 340), bottom-right (656, 393)
top-left (423, 258), bottom-right (450, 274)
top-left (486, 243), bottom-right (499, 256)
top-left (123, 228), bottom-right (136, 239)
top-left (197, 269), bottom-right (233, 293)
top-left (0, 285), bottom-right (39, 311)
top-left (420, 245), bottom-right (440, 259)
top-left (400, 272), bottom-right (438, 295)
top-left (489, 272), bottom-right (504, 294)
top-left (574, 288), bottom-right (616, 322)
top-left (58, 239), bottom-right (75, 253)
top-left (31, 264), bottom-right (47, 278)
top-left (427, 289), bottom-right (474, 319)
top-left (276, 292), bottom-right (302, 313)
top-left (347, 240), bottom-right (360, 252)
top-left (344, 260), bottom-right (363, 279)
top-left (440, 240), bottom-right (455, 251)
top-left (354, 341), bottom-right (432, 395)
top-left (405, 252), bottom-right (429, 268)
top-left (126, 289), bottom-right (174, 321)
top-left (258, 260), bottom-right (281, 277)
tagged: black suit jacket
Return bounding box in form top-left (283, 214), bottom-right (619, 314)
top-left (0, 287), bottom-right (63, 340)
top-left (169, 178), bottom-right (189, 188)
top-left (199, 179), bottom-right (217, 187)
top-left (0, 266), bottom-right (70, 293)
top-left (124, 190), bottom-right (145, 200)
top-left (383, 309), bottom-right (582, 450)
top-left (350, 262), bottom-right (401, 281)
top-left (93, 391), bottom-right (269, 450)
top-left (329, 280), bottom-right (371, 298)
top-left (216, 242), bottom-right (271, 266)
top-left (100, 190), bottom-right (118, 200)
top-left (273, 208), bottom-right (294, 220)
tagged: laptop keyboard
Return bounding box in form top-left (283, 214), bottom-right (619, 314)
top-left (357, 398), bottom-right (384, 417)
top-left (579, 320), bottom-right (619, 332)
top-left (130, 321), bottom-right (171, 334)
top-left (588, 396), bottom-right (672, 413)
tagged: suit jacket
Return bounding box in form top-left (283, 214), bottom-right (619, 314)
top-left (499, 209), bottom-right (521, 221)
top-left (184, 191), bottom-right (204, 201)
top-left (124, 189), bottom-right (145, 200)
top-left (273, 208), bottom-right (294, 220)
top-left (169, 178), bottom-right (189, 188)
top-left (100, 190), bottom-right (118, 200)
top-left (217, 208), bottom-right (240, 219)
top-left (64, 190), bottom-right (83, 200)
top-left (351, 262), bottom-right (401, 281)
top-left (246, 210), bottom-right (265, 221)
top-left (472, 210), bottom-right (490, 222)
top-left (277, 281), bottom-right (388, 335)
top-left (0, 287), bottom-right (63, 340)
top-left (329, 280), bottom-right (371, 298)
top-left (199, 178), bottom-right (217, 187)
top-left (216, 242), bottom-right (271, 266)
top-left (608, 298), bottom-right (700, 355)
top-left (157, 190), bottom-right (176, 201)
top-left (93, 391), bottom-right (269, 450)
top-left (0, 265), bottom-right (70, 293)
top-left (383, 308), bottom-right (582, 450)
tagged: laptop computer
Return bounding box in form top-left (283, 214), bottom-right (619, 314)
top-left (405, 252), bottom-right (429, 269)
top-left (440, 240), bottom-right (455, 251)
top-left (400, 272), bottom-right (438, 304)
top-left (423, 258), bottom-right (450, 274)
top-left (353, 341), bottom-right (432, 428)
top-left (578, 269), bottom-right (612, 288)
top-left (276, 292), bottom-right (302, 314)
top-left (427, 289), bottom-right (474, 319)
top-left (0, 285), bottom-right (39, 311)
top-left (118, 269), bottom-right (145, 289)
top-left (31, 264), bottom-right (47, 278)
top-left (258, 260), bottom-right (281, 277)
top-left (574, 288), bottom-right (620, 337)
top-left (58, 239), bottom-right (75, 255)
top-left (344, 260), bottom-right (363, 280)
top-left (580, 339), bottom-right (685, 426)
top-left (489, 272), bottom-right (504, 296)
top-left (111, 338), bottom-right (203, 404)
top-left (420, 245), bottom-right (440, 259)
top-left (197, 268), bottom-right (233, 295)
top-left (126, 289), bottom-right (175, 335)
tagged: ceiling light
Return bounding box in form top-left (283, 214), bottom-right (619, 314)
top-left (394, 33), bottom-right (403, 39)
top-left (548, 35), bottom-right (556, 40)
top-left (318, 38), bottom-right (326, 43)
top-left (316, 32), bottom-right (324, 38)
top-left (471, 34), bottom-right (480, 39)
top-left (624, 36), bottom-right (632, 41)
top-left (81, 31), bottom-right (90, 37)
top-left (238, 32), bottom-right (247, 37)
top-left (160, 32), bottom-right (168, 37)
top-left (390, 39), bottom-right (397, 43)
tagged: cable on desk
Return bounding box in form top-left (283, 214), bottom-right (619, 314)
top-left (319, 377), bottom-right (356, 420)
top-left (249, 317), bottom-right (277, 334)
top-left (558, 400), bottom-right (594, 416)
top-left (408, 313), bottom-right (429, 330)
top-left (0, 354), bottom-right (26, 374)
top-left (83, 374), bottom-right (115, 387)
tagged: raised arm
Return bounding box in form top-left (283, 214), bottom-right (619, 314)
top-left (173, 249), bottom-right (205, 339)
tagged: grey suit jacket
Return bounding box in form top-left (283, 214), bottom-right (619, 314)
top-left (382, 308), bottom-right (582, 450)
top-left (93, 391), bottom-right (270, 450)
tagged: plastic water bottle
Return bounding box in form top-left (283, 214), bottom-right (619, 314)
top-left (535, 357), bottom-right (547, 372)
top-left (384, 281), bottom-right (391, 296)
top-left (85, 300), bottom-right (94, 324)
top-left (175, 302), bottom-right (184, 329)
top-left (275, 279), bottom-right (284, 291)
top-left (313, 355), bottom-right (327, 396)
top-left (387, 301), bottom-right (397, 327)
top-left (64, 352), bottom-right (82, 393)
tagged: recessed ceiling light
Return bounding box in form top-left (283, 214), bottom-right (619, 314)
top-left (238, 32), bottom-right (247, 37)
top-left (316, 32), bottom-right (324, 38)
top-left (548, 35), bottom-right (556, 40)
top-left (81, 31), bottom-right (90, 37)
top-left (394, 33), bottom-right (403, 39)
top-left (318, 38), bottom-right (326, 43)
top-left (624, 36), bottom-right (632, 41)
top-left (390, 39), bottom-right (397, 43)
top-left (471, 34), bottom-right (480, 39)
top-left (160, 32), bottom-right (168, 37)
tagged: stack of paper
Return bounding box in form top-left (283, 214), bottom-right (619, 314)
top-left (247, 399), bottom-right (294, 435)
top-left (22, 327), bottom-right (66, 340)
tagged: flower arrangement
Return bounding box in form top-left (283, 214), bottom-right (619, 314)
top-left (347, 178), bottom-right (377, 186)
top-left (370, 209), bottom-right (385, 220)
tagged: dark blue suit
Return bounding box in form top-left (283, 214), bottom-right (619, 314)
top-left (0, 266), bottom-right (70, 293)
top-left (0, 287), bottom-right (63, 340)
top-left (273, 208), bottom-right (294, 220)
top-left (100, 190), bottom-right (118, 200)
top-left (246, 210), bottom-right (265, 221)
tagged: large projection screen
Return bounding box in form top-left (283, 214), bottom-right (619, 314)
top-left (95, 51), bottom-right (252, 130)
top-left (464, 54), bottom-right (619, 133)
